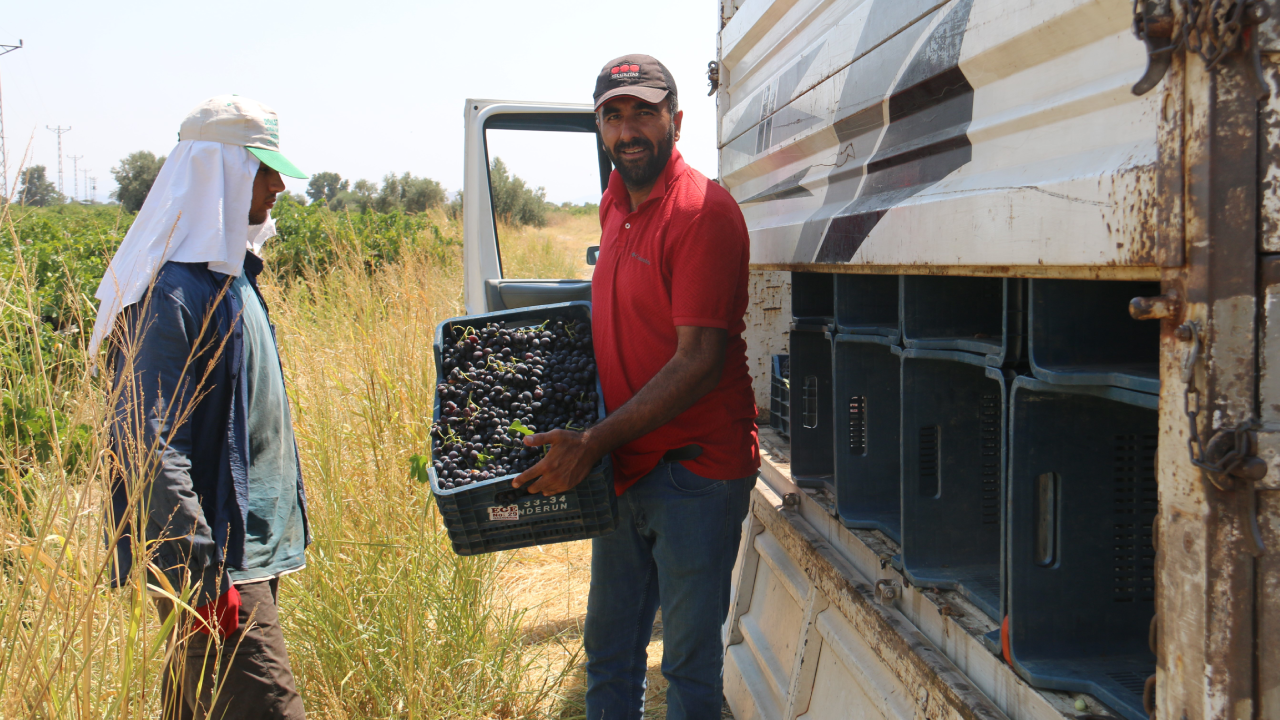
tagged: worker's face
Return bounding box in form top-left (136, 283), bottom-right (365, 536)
top-left (597, 95), bottom-right (682, 190)
top-left (248, 163), bottom-right (286, 225)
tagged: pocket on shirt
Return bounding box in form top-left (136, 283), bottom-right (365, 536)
top-left (665, 463), bottom-right (723, 495)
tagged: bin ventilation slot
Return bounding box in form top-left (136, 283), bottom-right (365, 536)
top-left (1113, 434), bottom-right (1158, 603)
top-left (919, 426), bottom-right (940, 498)
top-left (1035, 472), bottom-right (1058, 567)
top-left (848, 396), bottom-right (867, 455)
top-left (1105, 671), bottom-right (1151, 693)
top-left (981, 393), bottom-right (1001, 525)
top-left (803, 376), bottom-right (820, 429)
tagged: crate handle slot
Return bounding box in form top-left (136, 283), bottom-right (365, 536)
top-left (849, 396), bottom-right (867, 455)
top-left (803, 376), bottom-right (820, 429)
top-left (1035, 472), bottom-right (1059, 567)
top-left (919, 426), bottom-right (940, 498)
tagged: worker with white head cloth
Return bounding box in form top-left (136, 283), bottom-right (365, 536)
top-left (98, 95), bottom-right (310, 720)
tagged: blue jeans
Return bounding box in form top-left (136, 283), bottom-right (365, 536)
top-left (583, 461), bottom-right (754, 720)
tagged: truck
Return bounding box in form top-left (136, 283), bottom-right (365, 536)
top-left (459, 0), bottom-right (1280, 718)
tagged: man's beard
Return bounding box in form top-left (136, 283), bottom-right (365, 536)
top-left (604, 123), bottom-right (675, 190)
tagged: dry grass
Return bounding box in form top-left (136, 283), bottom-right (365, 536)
top-left (499, 212), bottom-right (600, 281)
top-left (0, 194), bottom-right (705, 718)
top-left (498, 539), bottom-right (678, 720)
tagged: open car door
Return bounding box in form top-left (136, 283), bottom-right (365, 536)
top-left (462, 99), bottom-right (612, 314)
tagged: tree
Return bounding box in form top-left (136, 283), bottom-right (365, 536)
top-left (110, 151), bottom-right (166, 213)
top-left (374, 172), bottom-right (446, 213)
top-left (305, 171), bottom-right (348, 204)
top-left (278, 190), bottom-right (309, 206)
top-left (489, 158), bottom-right (547, 227)
top-left (329, 178), bottom-right (377, 212)
top-left (16, 166), bottom-right (62, 207)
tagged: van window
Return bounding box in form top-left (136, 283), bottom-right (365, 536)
top-left (485, 129), bottom-right (603, 281)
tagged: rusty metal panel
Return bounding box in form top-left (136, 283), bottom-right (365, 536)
top-left (1258, 490), bottom-right (1280, 719)
top-left (1263, 57), bottom-right (1280, 253)
top-left (745, 270), bottom-right (791, 414)
top-left (1158, 45), bottom-right (1260, 720)
top-left (718, 0), bottom-right (1177, 271)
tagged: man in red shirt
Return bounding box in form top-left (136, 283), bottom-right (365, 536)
top-left (513, 55), bottom-right (759, 719)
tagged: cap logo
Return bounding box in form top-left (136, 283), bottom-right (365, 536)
top-left (610, 63), bottom-right (641, 79)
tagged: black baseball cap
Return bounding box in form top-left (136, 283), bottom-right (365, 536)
top-left (594, 54), bottom-right (678, 110)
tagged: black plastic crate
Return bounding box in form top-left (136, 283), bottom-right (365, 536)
top-left (429, 301), bottom-right (617, 556)
top-left (832, 334), bottom-right (902, 542)
top-left (1006, 377), bottom-right (1157, 720)
top-left (1027, 279), bottom-right (1161, 395)
top-left (835, 274), bottom-right (900, 342)
top-left (769, 354), bottom-right (790, 438)
top-left (901, 276), bottom-right (1023, 366)
top-left (899, 349), bottom-right (1011, 620)
top-left (792, 272), bottom-right (835, 326)
top-left (789, 329), bottom-right (834, 489)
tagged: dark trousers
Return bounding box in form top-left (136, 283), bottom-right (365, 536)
top-left (583, 461), bottom-right (754, 720)
top-left (154, 578), bottom-right (306, 720)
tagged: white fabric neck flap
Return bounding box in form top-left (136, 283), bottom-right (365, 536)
top-left (88, 140), bottom-right (259, 356)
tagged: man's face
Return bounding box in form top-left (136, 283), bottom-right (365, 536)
top-left (597, 95), bottom-right (682, 189)
top-left (249, 163), bottom-right (286, 225)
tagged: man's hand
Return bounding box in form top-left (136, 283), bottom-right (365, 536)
top-left (511, 429), bottom-right (605, 496)
top-left (194, 584), bottom-right (241, 638)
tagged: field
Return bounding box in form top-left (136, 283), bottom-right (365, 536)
top-left (0, 198), bottom-right (688, 719)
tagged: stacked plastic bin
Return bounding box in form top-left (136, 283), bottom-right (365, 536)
top-left (789, 272), bottom-right (835, 489)
top-left (831, 275), bottom-right (903, 541)
top-left (1004, 279), bottom-right (1160, 720)
top-left (898, 276), bottom-right (1024, 621)
top-left (769, 355), bottom-right (790, 437)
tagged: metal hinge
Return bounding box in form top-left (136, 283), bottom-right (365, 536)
top-left (707, 61), bottom-right (720, 97)
top-left (1131, 0), bottom-right (1272, 95)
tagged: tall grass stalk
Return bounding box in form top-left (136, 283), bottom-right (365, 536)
top-left (0, 199), bottom-right (585, 718)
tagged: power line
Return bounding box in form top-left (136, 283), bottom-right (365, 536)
top-left (46, 125), bottom-right (71, 198)
top-left (0, 39), bottom-right (22, 200)
top-left (68, 154), bottom-right (83, 202)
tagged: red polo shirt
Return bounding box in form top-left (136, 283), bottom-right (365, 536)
top-left (592, 147), bottom-right (760, 494)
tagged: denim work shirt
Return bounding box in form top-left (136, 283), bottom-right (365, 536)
top-left (106, 253), bottom-right (310, 605)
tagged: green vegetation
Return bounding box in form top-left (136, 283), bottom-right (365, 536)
top-left (489, 158), bottom-right (548, 227)
top-left (109, 150), bottom-right (166, 213)
top-left (0, 186), bottom-right (594, 717)
top-left (16, 166), bottom-right (62, 207)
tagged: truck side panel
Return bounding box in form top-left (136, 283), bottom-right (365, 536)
top-left (717, 0), bottom-right (1173, 270)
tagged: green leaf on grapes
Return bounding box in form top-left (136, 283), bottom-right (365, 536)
top-left (409, 454), bottom-right (432, 483)
top-left (507, 419), bottom-right (533, 436)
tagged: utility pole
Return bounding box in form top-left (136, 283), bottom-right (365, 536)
top-left (83, 167), bottom-right (90, 203)
top-left (88, 175), bottom-right (96, 204)
top-left (0, 40), bottom-right (22, 200)
top-left (46, 125), bottom-right (71, 198)
top-left (68, 154), bottom-right (83, 202)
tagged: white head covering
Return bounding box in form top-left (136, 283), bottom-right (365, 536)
top-left (89, 94), bottom-right (303, 358)
top-left (88, 140), bottom-right (262, 356)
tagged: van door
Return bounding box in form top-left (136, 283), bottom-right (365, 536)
top-left (462, 99), bottom-right (613, 314)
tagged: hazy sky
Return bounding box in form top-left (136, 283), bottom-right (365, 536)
top-left (2, 0), bottom-right (721, 204)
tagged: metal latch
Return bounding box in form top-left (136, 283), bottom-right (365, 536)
top-left (1129, 291), bottom-right (1180, 320)
top-left (874, 579), bottom-right (901, 605)
top-left (1177, 321), bottom-right (1268, 555)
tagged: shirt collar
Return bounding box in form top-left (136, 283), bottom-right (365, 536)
top-left (605, 145), bottom-right (688, 212)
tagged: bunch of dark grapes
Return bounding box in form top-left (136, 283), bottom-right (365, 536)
top-left (431, 315), bottom-right (600, 489)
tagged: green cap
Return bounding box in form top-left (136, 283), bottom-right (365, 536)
top-left (247, 147), bottom-right (307, 179)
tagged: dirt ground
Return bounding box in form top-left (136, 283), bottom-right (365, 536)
top-left (500, 539), bottom-right (735, 719)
